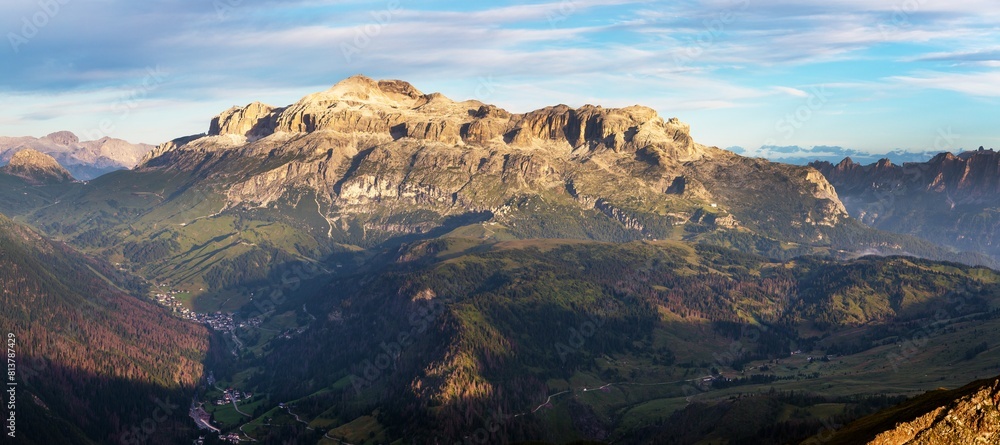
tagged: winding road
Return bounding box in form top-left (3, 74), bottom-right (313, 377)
top-left (514, 375), bottom-right (714, 418)
top-left (283, 405), bottom-right (315, 431)
top-left (232, 397), bottom-right (251, 417)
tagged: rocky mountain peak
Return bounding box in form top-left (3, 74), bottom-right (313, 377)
top-left (832, 157), bottom-right (861, 171)
top-left (873, 158), bottom-right (894, 171)
top-left (326, 75), bottom-right (427, 105)
top-left (198, 75), bottom-right (704, 162)
top-left (812, 148), bottom-right (1000, 259)
top-left (2, 148), bottom-right (74, 184)
top-left (136, 76), bottom-right (858, 249)
top-left (44, 130), bottom-right (79, 146)
top-left (0, 133), bottom-right (153, 180)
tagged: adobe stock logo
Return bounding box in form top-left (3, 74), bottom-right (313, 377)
top-left (8, 0), bottom-right (72, 54)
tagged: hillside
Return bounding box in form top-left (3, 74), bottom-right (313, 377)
top-left (812, 149), bottom-right (1000, 261)
top-left (0, 213), bottom-right (210, 444)
top-left (0, 149), bottom-right (74, 184)
top-left (1, 76), bottom-right (997, 444)
top-left (202, 237), bottom-right (1000, 444)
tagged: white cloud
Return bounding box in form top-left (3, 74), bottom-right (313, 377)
top-left (890, 70), bottom-right (1000, 97)
top-left (773, 86), bottom-right (809, 98)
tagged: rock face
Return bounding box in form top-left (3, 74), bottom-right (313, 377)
top-left (1, 149), bottom-right (74, 184)
top-left (812, 149), bottom-right (1000, 260)
top-left (0, 131), bottom-right (153, 180)
top-left (821, 375), bottom-right (1000, 445)
top-left (868, 386), bottom-right (1000, 445)
top-left (209, 102), bottom-right (280, 139)
top-left (200, 75), bottom-right (703, 161)
top-left (140, 75), bottom-right (852, 248)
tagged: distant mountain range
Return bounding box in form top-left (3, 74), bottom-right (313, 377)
top-left (812, 149), bottom-right (1000, 261)
top-left (728, 144), bottom-right (968, 166)
top-left (0, 131), bottom-right (153, 180)
top-left (2, 74), bottom-right (985, 307)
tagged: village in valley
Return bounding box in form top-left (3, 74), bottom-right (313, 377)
top-left (146, 272), bottom-right (326, 443)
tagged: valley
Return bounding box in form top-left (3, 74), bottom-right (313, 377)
top-left (181, 238), bottom-right (1000, 444)
top-left (2, 76), bottom-right (999, 444)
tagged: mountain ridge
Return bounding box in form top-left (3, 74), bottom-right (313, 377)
top-left (8, 75), bottom-right (991, 314)
top-left (3, 76), bottom-right (1000, 444)
top-left (0, 131), bottom-right (153, 180)
top-left (819, 374), bottom-right (1000, 444)
top-left (139, 75), bottom-right (848, 243)
top-left (145, 74), bottom-right (708, 164)
top-left (811, 149), bottom-right (1000, 260)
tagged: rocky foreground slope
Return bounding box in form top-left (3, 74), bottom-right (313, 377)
top-left (819, 374), bottom-right (1000, 444)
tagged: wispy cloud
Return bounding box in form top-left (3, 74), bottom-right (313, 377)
top-left (0, 0), bottom-right (997, 152)
top-left (773, 86), bottom-right (810, 98)
top-left (890, 70), bottom-right (1000, 97)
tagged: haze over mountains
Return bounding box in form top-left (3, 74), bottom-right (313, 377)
top-left (732, 145), bottom-right (955, 167)
top-left (0, 131), bottom-right (153, 180)
top-left (812, 149), bottom-right (1000, 260)
top-left (4, 76), bottom-right (1000, 444)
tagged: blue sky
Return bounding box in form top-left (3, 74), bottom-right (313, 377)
top-left (1, 0), bottom-right (998, 159)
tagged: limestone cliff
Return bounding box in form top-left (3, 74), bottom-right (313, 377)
top-left (200, 75), bottom-right (705, 162)
top-left (140, 75), bottom-right (850, 246)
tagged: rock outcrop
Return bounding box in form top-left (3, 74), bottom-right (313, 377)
top-left (1, 149), bottom-right (74, 184)
top-left (820, 375), bottom-right (1000, 444)
top-left (209, 102), bottom-right (280, 139)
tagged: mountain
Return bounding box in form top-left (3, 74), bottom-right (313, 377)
top-left (0, 213), bottom-right (209, 444)
top-left (0, 131), bottom-right (153, 180)
top-left (820, 374), bottom-right (1000, 444)
top-left (141, 73), bottom-right (849, 247)
top-left (0, 75), bottom-right (988, 316)
top-left (811, 149), bottom-right (1000, 260)
top-left (0, 149), bottom-right (74, 184)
